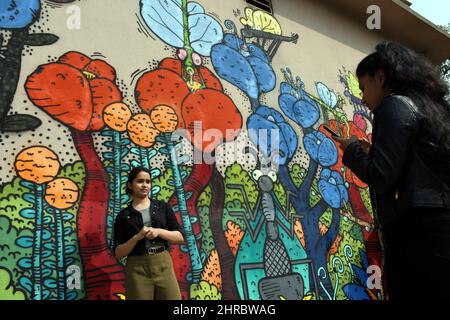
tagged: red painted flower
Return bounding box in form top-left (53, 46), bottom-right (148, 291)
top-left (25, 51), bottom-right (122, 131)
top-left (135, 58), bottom-right (242, 152)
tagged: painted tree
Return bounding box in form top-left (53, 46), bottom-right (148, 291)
top-left (14, 146), bottom-right (60, 299)
top-left (277, 72), bottom-right (351, 299)
top-left (44, 178), bottom-right (79, 300)
top-left (101, 103), bottom-right (134, 247)
top-left (24, 51), bottom-right (125, 299)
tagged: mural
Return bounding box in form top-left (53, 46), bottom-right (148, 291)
top-left (0, 0), bottom-right (383, 300)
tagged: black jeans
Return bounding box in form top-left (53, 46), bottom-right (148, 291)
top-left (382, 207), bottom-right (450, 300)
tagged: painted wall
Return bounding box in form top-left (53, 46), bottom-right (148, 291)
top-left (1, 0), bottom-right (386, 300)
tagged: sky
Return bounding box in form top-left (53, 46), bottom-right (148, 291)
top-left (409, 0), bottom-right (450, 26)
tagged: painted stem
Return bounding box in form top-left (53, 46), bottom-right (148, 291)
top-left (71, 129), bottom-right (125, 299)
top-left (321, 106), bottom-right (330, 124)
top-left (277, 163), bottom-right (336, 300)
top-left (181, 0), bottom-right (195, 80)
top-left (169, 162), bottom-right (213, 298)
top-left (249, 97), bottom-right (260, 112)
top-left (277, 165), bottom-right (299, 199)
top-left (112, 131), bottom-right (122, 220)
top-left (298, 159), bottom-right (319, 212)
top-left (164, 132), bottom-right (202, 283)
top-left (139, 147), bottom-right (150, 170)
top-left (54, 208), bottom-right (66, 300)
top-left (32, 183), bottom-right (44, 300)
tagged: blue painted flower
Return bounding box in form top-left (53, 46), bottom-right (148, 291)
top-left (279, 93), bottom-right (320, 129)
top-left (278, 69), bottom-right (320, 129)
top-left (318, 168), bottom-right (348, 208)
top-left (343, 250), bottom-right (377, 300)
top-left (211, 33), bottom-right (276, 99)
top-left (0, 0), bottom-right (41, 29)
top-left (303, 130), bottom-right (338, 167)
top-left (247, 105), bottom-right (298, 165)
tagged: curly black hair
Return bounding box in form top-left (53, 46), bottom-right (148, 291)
top-left (356, 42), bottom-right (450, 151)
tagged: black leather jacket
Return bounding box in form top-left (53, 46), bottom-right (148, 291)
top-left (343, 95), bottom-right (450, 229)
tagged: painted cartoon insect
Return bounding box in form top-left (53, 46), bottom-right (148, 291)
top-left (227, 154), bottom-right (319, 300)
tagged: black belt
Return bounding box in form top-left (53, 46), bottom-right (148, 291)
top-left (146, 246), bottom-right (166, 255)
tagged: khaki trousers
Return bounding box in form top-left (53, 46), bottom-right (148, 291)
top-left (125, 251), bottom-right (181, 300)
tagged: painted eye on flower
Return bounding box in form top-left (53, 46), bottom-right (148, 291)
top-left (252, 169), bottom-right (263, 181)
top-left (192, 52), bottom-right (202, 66)
top-left (177, 49), bottom-right (187, 61)
top-left (268, 171), bottom-right (277, 182)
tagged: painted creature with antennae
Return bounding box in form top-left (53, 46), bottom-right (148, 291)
top-left (228, 148), bottom-right (318, 300)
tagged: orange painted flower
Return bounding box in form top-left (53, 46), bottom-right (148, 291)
top-left (127, 113), bottom-right (160, 147)
top-left (45, 178), bottom-right (79, 209)
top-left (150, 105), bottom-right (179, 133)
top-left (15, 146), bottom-right (60, 184)
top-left (103, 103), bottom-right (132, 132)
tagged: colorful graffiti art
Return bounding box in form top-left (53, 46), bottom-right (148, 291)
top-left (0, 0), bottom-right (383, 300)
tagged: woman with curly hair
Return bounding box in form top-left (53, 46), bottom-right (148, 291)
top-left (335, 42), bottom-right (450, 299)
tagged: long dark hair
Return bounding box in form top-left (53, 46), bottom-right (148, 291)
top-left (356, 42), bottom-right (450, 151)
top-left (125, 166), bottom-right (151, 195)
